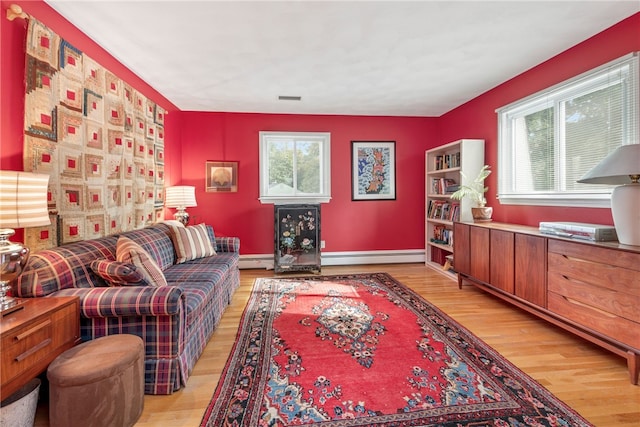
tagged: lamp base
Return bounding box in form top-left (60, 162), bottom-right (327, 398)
top-left (611, 183), bottom-right (640, 246)
top-left (1, 293), bottom-right (26, 315)
top-left (173, 209), bottom-right (190, 226)
top-left (0, 229), bottom-right (31, 313)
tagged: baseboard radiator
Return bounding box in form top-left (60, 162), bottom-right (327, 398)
top-left (238, 249), bottom-right (425, 270)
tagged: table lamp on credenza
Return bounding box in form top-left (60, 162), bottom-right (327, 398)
top-left (0, 171), bottom-right (51, 314)
top-left (577, 143), bottom-right (640, 246)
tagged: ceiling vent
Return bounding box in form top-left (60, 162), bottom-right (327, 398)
top-left (278, 95), bottom-right (302, 101)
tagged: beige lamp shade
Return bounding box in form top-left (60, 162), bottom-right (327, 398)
top-left (577, 144), bottom-right (640, 185)
top-left (165, 186), bottom-right (197, 208)
top-left (0, 171), bottom-right (51, 229)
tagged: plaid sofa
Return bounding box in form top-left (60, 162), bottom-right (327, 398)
top-left (15, 223), bottom-right (240, 395)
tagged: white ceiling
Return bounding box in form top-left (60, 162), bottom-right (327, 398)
top-left (44, 1), bottom-right (639, 117)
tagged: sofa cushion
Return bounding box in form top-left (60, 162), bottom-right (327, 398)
top-left (116, 236), bottom-right (168, 287)
top-left (90, 260), bottom-right (149, 286)
top-left (118, 224), bottom-right (176, 271)
top-left (169, 224), bottom-right (216, 264)
top-left (163, 264), bottom-right (228, 329)
top-left (15, 236), bottom-right (118, 297)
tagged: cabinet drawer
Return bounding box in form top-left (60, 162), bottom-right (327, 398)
top-left (548, 291), bottom-right (639, 349)
top-left (1, 317), bottom-right (54, 385)
top-left (548, 271), bottom-right (639, 323)
top-left (549, 239), bottom-right (640, 272)
top-left (548, 251), bottom-right (640, 295)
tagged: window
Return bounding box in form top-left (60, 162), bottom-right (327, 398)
top-left (259, 131), bottom-right (331, 204)
top-left (497, 53), bottom-right (638, 207)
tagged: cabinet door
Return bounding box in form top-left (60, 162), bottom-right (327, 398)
top-left (490, 229), bottom-right (514, 293)
top-left (453, 222), bottom-right (470, 276)
top-left (469, 226), bottom-right (490, 283)
top-left (515, 234), bottom-right (546, 307)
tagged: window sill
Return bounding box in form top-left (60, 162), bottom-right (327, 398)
top-left (497, 194), bottom-right (611, 208)
top-left (259, 196), bottom-right (332, 205)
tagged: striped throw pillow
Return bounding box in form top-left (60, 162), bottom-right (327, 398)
top-left (90, 260), bottom-right (148, 286)
top-left (116, 236), bottom-right (168, 287)
top-left (169, 223), bottom-right (216, 264)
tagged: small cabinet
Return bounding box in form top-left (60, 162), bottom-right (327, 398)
top-left (453, 222), bottom-right (490, 288)
top-left (469, 226), bottom-right (490, 283)
top-left (453, 222), bottom-right (471, 281)
top-left (490, 229), bottom-right (514, 293)
top-left (274, 204), bottom-right (321, 273)
top-left (515, 234), bottom-right (546, 307)
top-left (1, 297), bottom-right (80, 398)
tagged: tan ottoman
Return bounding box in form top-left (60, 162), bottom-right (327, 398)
top-left (47, 334), bottom-right (145, 427)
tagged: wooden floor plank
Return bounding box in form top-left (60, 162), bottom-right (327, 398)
top-left (34, 264), bottom-right (640, 426)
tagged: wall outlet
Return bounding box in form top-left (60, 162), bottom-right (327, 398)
top-left (320, 240), bottom-right (326, 249)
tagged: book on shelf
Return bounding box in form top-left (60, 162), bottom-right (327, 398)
top-left (430, 178), bottom-right (457, 195)
top-left (427, 200), bottom-right (460, 222)
top-left (430, 224), bottom-right (454, 246)
top-left (433, 152), bottom-right (461, 170)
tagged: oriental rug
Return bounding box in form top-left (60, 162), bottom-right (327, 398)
top-left (200, 273), bottom-right (591, 427)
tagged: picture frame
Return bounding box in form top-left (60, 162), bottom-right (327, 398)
top-left (206, 161), bottom-right (238, 192)
top-left (351, 141), bottom-right (396, 200)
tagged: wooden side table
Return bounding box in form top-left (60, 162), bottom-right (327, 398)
top-left (1, 297), bottom-right (80, 399)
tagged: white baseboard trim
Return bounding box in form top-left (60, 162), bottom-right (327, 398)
top-left (238, 249), bottom-right (426, 270)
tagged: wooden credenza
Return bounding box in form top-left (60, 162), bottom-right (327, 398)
top-left (1, 297), bottom-right (80, 399)
top-left (453, 221), bottom-right (640, 385)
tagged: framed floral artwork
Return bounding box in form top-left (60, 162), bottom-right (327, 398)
top-left (206, 161), bottom-right (238, 192)
top-left (351, 141), bottom-right (396, 200)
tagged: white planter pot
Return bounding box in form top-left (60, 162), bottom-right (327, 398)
top-left (472, 206), bottom-right (493, 222)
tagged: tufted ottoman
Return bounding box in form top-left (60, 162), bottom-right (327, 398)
top-left (47, 334), bottom-right (144, 427)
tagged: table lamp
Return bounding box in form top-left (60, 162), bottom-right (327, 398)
top-left (577, 144), bottom-right (640, 246)
top-left (165, 186), bottom-right (197, 225)
top-left (0, 171), bottom-right (51, 313)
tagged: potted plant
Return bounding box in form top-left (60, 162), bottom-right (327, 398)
top-left (450, 165), bottom-right (493, 221)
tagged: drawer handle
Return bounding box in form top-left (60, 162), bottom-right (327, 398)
top-left (15, 338), bottom-right (52, 362)
top-left (564, 296), bottom-right (616, 318)
top-left (14, 319), bottom-right (52, 341)
top-left (562, 254), bottom-right (593, 264)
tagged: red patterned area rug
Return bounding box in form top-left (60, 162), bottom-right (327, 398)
top-left (200, 273), bottom-right (592, 426)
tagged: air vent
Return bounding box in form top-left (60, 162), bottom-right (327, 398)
top-left (278, 95), bottom-right (302, 101)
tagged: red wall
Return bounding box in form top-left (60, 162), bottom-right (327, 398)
top-left (438, 12), bottom-right (640, 227)
top-left (2, 2), bottom-right (638, 255)
top-left (175, 112), bottom-right (437, 254)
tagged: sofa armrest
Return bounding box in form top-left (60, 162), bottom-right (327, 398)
top-left (216, 236), bottom-right (240, 253)
top-left (53, 286), bottom-right (184, 318)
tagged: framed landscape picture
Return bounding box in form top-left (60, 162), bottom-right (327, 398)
top-left (351, 141), bottom-right (396, 200)
top-left (206, 161), bottom-right (238, 192)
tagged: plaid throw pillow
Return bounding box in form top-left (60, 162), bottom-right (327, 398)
top-left (116, 236), bottom-right (168, 287)
top-left (90, 259), bottom-right (148, 286)
top-left (169, 223), bottom-right (216, 264)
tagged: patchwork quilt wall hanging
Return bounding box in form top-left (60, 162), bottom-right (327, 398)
top-left (22, 18), bottom-right (166, 250)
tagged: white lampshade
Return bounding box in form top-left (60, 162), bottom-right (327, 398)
top-left (577, 144), bottom-right (640, 246)
top-left (165, 186), bottom-right (197, 208)
top-left (0, 171), bottom-right (51, 229)
top-left (577, 144), bottom-right (640, 185)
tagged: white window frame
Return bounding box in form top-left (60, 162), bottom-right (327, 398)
top-left (259, 131), bottom-right (331, 205)
top-left (497, 53), bottom-right (638, 207)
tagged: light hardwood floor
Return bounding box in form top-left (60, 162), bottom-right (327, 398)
top-left (35, 264), bottom-right (639, 426)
